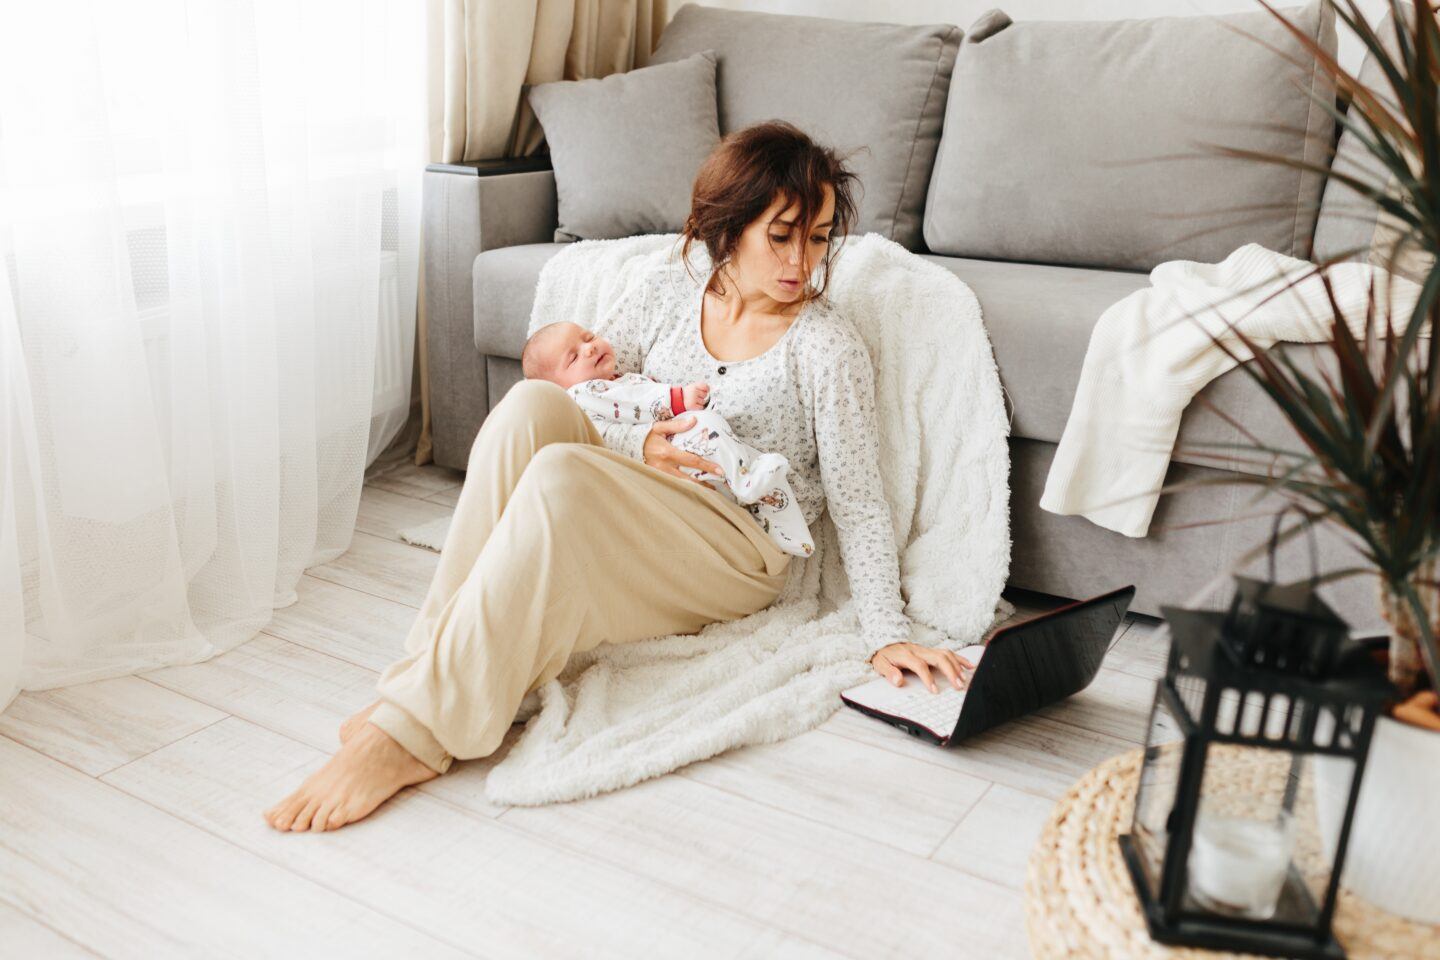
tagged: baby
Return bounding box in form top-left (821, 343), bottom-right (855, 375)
top-left (521, 321), bottom-right (814, 558)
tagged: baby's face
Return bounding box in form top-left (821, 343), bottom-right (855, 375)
top-left (535, 322), bottom-right (616, 388)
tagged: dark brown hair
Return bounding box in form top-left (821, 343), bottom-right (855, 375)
top-left (679, 120), bottom-right (861, 305)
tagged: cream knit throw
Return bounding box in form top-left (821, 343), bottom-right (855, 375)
top-left (1041, 243), bottom-right (1424, 538)
top-left (467, 232), bottom-right (1012, 806)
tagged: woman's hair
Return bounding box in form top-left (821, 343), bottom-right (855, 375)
top-left (679, 120), bottom-right (860, 304)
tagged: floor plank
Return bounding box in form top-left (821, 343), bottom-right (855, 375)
top-left (104, 718), bottom-right (829, 960)
top-left (820, 707), bottom-right (1135, 801)
top-left (679, 727), bottom-right (990, 857)
top-left (366, 461), bottom-right (464, 500)
top-left (931, 784), bottom-right (1058, 890)
top-left (143, 634), bottom-right (510, 818)
top-left (144, 634), bottom-right (378, 754)
top-left (0, 676), bottom-right (226, 776)
top-left (499, 764), bottom-right (1030, 960)
top-left (355, 486), bottom-right (455, 544)
top-left (306, 530), bottom-right (436, 608)
top-left (1030, 666), bottom-right (1159, 745)
top-left (424, 487), bottom-right (462, 508)
top-left (263, 574), bottom-right (416, 671)
top-left (0, 899), bottom-right (103, 959)
top-left (1104, 617), bottom-right (1169, 680)
top-left (0, 736), bottom-right (475, 960)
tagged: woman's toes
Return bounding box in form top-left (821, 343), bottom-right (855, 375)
top-left (291, 797), bottom-right (322, 832)
top-left (312, 801), bottom-right (340, 833)
top-left (325, 804), bottom-right (351, 831)
top-left (267, 795), bottom-right (301, 831)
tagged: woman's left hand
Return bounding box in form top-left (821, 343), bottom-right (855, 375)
top-left (870, 642), bottom-right (973, 693)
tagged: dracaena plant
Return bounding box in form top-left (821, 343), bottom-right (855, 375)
top-left (1177, 0), bottom-right (1440, 702)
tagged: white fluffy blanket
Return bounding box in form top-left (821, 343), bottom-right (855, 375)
top-left (473, 232), bottom-right (1010, 806)
top-left (1041, 244), bottom-right (1424, 538)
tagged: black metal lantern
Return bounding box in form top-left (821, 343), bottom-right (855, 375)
top-left (1118, 593), bottom-right (1393, 960)
top-left (1223, 517), bottom-right (1350, 678)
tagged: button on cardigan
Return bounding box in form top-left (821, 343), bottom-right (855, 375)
top-left (586, 257), bottom-right (913, 657)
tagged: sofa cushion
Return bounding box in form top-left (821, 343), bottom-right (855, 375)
top-left (473, 243), bottom-right (570, 358)
top-left (650, 5), bottom-right (961, 251)
top-left (527, 51), bottom-right (721, 242)
top-left (924, 2), bottom-right (1337, 271)
top-left (921, 255), bottom-right (1335, 474)
top-left (474, 244), bottom-right (1329, 480)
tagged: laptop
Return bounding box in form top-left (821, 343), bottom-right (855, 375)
top-left (840, 586), bottom-right (1136, 746)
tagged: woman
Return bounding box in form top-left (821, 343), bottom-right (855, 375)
top-left (264, 121), bottom-right (972, 833)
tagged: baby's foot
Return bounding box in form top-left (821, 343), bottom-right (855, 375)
top-left (731, 453), bottom-right (790, 504)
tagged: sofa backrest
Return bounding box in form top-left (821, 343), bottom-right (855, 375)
top-left (923, 2), bottom-right (1338, 272)
top-left (651, 4), bottom-right (960, 251)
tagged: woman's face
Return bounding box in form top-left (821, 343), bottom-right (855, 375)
top-left (728, 185), bottom-right (836, 306)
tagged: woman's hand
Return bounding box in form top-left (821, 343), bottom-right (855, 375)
top-left (643, 416), bottom-right (725, 486)
top-left (870, 642), bottom-right (974, 693)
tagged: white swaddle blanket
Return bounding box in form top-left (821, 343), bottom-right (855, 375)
top-left (475, 232), bottom-right (1011, 806)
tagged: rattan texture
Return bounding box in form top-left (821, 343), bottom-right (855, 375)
top-left (1023, 748), bottom-right (1440, 959)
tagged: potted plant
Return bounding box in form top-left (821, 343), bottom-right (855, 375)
top-left (1190, 0), bottom-right (1440, 924)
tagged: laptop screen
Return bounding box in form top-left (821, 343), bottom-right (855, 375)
top-left (953, 587), bottom-right (1134, 740)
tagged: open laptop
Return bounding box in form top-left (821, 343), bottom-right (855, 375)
top-left (840, 586), bottom-right (1136, 746)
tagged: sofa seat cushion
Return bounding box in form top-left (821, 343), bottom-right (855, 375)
top-left (650, 5), bottom-right (960, 251)
top-left (474, 244), bottom-right (1325, 481)
top-left (472, 243), bottom-right (571, 358)
top-left (921, 255), bottom-right (1333, 477)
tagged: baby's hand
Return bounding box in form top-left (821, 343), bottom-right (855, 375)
top-left (683, 381), bottom-right (710, 410)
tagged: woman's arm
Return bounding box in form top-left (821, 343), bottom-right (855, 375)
top-left (811, 338), bottom-right (913, 660)
top-left (813, 336), bottom-right (973, 693)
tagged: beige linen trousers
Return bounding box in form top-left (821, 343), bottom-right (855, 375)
top-left (370, 379), bottom-right (792, 773)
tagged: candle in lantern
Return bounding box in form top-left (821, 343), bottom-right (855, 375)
top-left (1187, 810), bottom-right (1295, 920)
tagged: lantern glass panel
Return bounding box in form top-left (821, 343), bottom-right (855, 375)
top-left (1129, 684), bottom-right (1187, 902)
top-left (1182, 743), bottom-right (1338, 927)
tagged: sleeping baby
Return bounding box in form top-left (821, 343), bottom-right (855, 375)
top-left (520, 321), bottom-right (814, 557)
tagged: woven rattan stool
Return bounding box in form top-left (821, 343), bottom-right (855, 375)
top-left (1024, 748), bottom-right (1440, 959)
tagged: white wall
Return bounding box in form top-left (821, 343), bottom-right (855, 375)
top-left (666, 0), bottom-right (1392, 74)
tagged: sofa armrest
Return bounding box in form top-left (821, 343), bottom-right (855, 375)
top-left (425, 155), bottom-right (554, 178)
top-left (424, 158), bottom-right (559, 469)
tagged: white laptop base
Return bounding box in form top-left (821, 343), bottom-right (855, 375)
top-left (840, 644), bottom-right (986, 739)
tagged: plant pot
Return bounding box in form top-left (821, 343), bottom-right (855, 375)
top-left (1314, 714), bottom-right (1440, 924)
top-left (1376, 556), bottom-right (1440, 697)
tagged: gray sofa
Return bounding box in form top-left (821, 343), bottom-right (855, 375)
top-left (421, 3), bottom-right (1389, 627)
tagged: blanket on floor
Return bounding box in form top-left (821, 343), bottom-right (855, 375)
top-left (1041, 243), bottom-right (1425, 537)
top-left (473, 232), bottom-right (1010, 806)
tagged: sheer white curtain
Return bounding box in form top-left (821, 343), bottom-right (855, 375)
top-left (0, 1), bottom-right (425, 711)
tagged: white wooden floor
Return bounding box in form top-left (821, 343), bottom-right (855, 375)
top-left (0, 458), bottom-right (1170, 960)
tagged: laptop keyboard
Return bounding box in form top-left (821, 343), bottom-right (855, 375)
top-left (892, 684), bottom-right (968, 735)
top-left (841, 643), bottom-right (986, 740)
top-left (842, 675), bottom-right (971, 738)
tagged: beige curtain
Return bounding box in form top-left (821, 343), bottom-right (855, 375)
top-left (415, 0), bottom-right (667, 463)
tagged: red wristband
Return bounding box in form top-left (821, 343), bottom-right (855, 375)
top-left (670, 385), bottom-right (685, 416)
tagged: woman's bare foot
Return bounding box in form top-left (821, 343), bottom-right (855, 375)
top-left (263, 723), bottom-right (437, 833)
top-left (339, 701), bottom-right (380, 744)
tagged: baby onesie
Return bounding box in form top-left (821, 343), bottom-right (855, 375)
top-left (566, 372), bottom-right (815, 557)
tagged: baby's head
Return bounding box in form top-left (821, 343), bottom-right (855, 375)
top-left (520, 322), bottom-right (617, 388)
